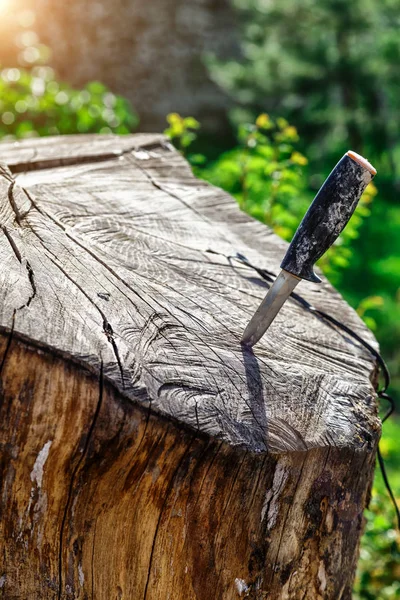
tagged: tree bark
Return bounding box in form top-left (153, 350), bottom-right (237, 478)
top-left (0, 134), bottom-right (380, 599)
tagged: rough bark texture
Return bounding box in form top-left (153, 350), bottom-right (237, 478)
top-left (2, 0), bottom-right (238, 132)
top-left (0, 134), bottom-right (380, 599)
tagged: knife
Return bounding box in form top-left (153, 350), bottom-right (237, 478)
top-left (241, 150), bottom-right (377, 347)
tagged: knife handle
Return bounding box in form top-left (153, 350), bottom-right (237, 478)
top-left (280, 151), bottom-right (376, 283)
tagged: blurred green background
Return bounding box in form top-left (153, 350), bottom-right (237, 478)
top-left (0, 1), bottom-right (398, 597)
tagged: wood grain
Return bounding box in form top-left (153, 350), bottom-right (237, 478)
top-left (0, 134), bottom-right (381, 599)
top-left (0, 134), bottom-right (379, 453)
top-left (0, 334), bottom-right (377, 600)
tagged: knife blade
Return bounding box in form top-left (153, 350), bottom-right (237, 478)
top-left (241, 150), bottom-right (377, 347)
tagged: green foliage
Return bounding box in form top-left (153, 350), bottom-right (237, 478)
top-left (164, 113), bottom-right (206, 168)
top-left (165, 112), bottom-right (376, 283)
top-left (356, 295), bottom-right (385, 331)
top-left (0, 66), bottom-right (137, 140)
top-left (354, 418), bottom-right (400, 600)
top-left (202, 114), bottom-right (310, 241)
top-left (165, 113), bottom-right (200, 149)
top-left (207, 0), bottom-right (400, 171)
top-left (356, 493), bottom-right (400, 600)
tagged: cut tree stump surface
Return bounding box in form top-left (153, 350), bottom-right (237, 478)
top-left (0, 134), bottom-right (379, 453)
top-left (0, 134), bottom-right (381, 600)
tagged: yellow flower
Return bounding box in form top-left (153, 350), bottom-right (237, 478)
top-left (166, 112), bottom-right (184, 136)
top-left (256, 113), bottom-right (270, 128)
top-left (284, 125), bottom-right (298, 139)
top-left (291, 151), bottom-right (308, 166)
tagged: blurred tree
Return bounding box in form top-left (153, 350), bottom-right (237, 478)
top-left (209, 0), bottom-right (400, 177)
top-left (1, 0), bottom-right (238, 134)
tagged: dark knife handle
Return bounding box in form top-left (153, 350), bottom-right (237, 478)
top-left (280, 151), bottom-right (376, 283)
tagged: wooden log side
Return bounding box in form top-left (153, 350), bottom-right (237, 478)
top-left (0, 134), bottom-right (380, 600)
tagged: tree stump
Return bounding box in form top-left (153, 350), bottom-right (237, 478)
top-left (0, 134), bottom-right (380, 599)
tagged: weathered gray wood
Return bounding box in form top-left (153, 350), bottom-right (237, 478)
top-left (0, 133), bottom-right (164, 172)
top-left (0, 134), bottom-right (379, 454)
top-left (0, 134), bottom-right (380, 600)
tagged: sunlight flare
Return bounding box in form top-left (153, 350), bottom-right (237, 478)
top-left (0, 0), bottom-right (10, 14)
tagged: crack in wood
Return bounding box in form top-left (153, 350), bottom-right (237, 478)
top-left (180, 441), bottom-right (224, 552)
top-left (20, 190), bottom-right (268, 434)
top-left (7, 181), bottom-right (21, 225)
top-left (43, 250), bottom-right (125, 388)
top-left (8, 139), bottom-right (172, 175)
top-left (23, 221), bottom-right (127, 388)
top-left (11, 152), bottom-right (125, 175)
top-left (0, 164), bottom-right (14, 183)
top-left (142, 435), bottom-right (195, 600)
top-left (21, 189), bottom-right (155, 324)
top-left (25, 261), bottom-right (37, 307)
top-left (2, 226), bottom-right (22, 263)
top-left (57, 361), bottom-right (105, 600)
top-left (1, 227), bottom-right (37, 309)
top-left (131, 157), bottom-right (226, 241)
top-left (103, 319), bottom-right (125, 389)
